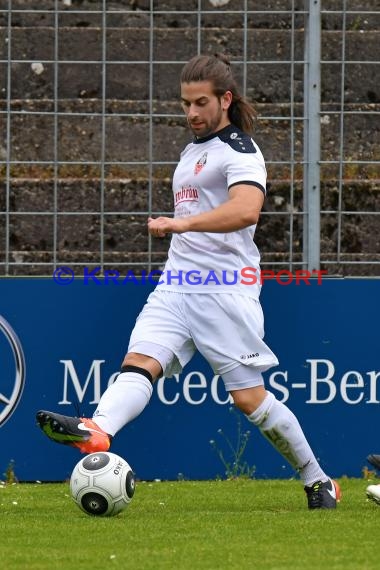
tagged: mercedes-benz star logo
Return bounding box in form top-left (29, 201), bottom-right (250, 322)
top-left (0, 315), bottom-right (26, 427)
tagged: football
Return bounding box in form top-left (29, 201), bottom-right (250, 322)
top-left (70, 451), bottom-right (135, 516)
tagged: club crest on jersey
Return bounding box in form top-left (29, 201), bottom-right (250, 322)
top-left (194, 152), bottom-right (208, 175)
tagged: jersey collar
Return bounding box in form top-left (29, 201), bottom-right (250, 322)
top-left (193, 124), bottom-right (236, 144)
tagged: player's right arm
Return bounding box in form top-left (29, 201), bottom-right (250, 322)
top-left (148, 182), bottom-right (264, 237)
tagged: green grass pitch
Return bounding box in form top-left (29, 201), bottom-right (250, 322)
top-left (1, 478), bottom-right (380, 570)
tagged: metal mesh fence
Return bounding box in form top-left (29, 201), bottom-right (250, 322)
top-left (0, 0), bottom-right (379, 276)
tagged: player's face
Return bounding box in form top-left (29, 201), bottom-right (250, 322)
top-left (181, 81), bottom-right (232, 138)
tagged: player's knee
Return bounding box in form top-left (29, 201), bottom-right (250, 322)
top-left (230, 386), bottom-right (268, 414)
top-left (121, 353), bottom-right (162, 382)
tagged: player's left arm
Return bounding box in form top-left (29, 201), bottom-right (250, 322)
top-left (148, 183), bottom-right (264, 236)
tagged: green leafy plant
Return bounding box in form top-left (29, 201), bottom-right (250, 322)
top-left (3, 460), bottom-right (18, 485)
top-left (210, 407), bottom-right (256, 479)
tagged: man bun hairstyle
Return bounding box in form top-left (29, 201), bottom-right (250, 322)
top-left (180, 53), bottom-right (257, 136)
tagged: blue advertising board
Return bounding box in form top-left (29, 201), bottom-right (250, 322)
top-left (0, 277), bottom-right (379, 482)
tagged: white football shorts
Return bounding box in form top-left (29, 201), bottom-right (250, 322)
top-left (128, 289), bottom-right (279, 391)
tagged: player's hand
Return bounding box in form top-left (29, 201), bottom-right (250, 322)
top-left (147, 217), bottom-right (188, 237)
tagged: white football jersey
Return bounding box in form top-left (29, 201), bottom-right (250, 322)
top-left (156, 124), bottom-right (267, 299)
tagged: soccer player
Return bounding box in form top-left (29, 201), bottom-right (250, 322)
top-left (37, 53), bottom-right (340, 509)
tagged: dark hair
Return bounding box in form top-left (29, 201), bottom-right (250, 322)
top-left (180, 53), bottom-right (257, 136)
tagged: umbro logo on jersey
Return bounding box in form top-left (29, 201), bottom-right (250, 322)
top-left (194, 152), bottom-right (208, 175)
top-left (174, 185), bottom-right (199, 207)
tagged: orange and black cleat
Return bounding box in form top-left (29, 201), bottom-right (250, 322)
top-left (304, 478), bottom-right (341, 509)
top-left (36, 410), bottom-right (111, 454)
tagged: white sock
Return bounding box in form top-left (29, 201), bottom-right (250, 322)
top-left (247, 392), bottom-right (328, 486)
top-left (92, 372), bottom-right (153, 436)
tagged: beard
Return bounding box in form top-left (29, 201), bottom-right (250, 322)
top-left (188, 105), bottom-right (224, 138)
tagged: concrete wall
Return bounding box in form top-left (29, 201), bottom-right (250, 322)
top-left (0, 1), bottom-right (379, 275)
